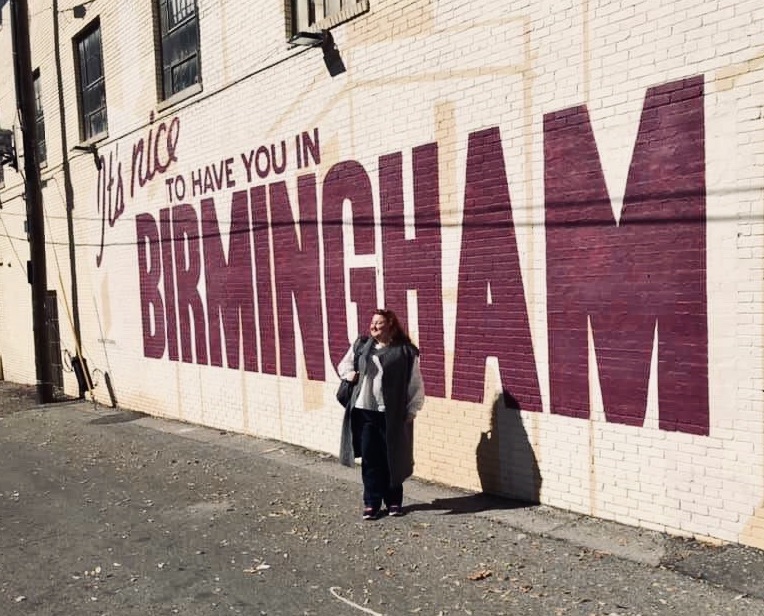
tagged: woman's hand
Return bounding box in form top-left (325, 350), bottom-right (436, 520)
top-left (344, 371), bottom-right (358, 383)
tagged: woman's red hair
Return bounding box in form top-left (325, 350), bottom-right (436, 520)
top-left (373, 308), bottom-right (414, 347)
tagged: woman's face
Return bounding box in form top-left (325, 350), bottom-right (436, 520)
top-left (369, 314), bottom-right (389, 342)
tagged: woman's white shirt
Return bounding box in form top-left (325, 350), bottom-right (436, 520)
top-left (337, 343), bottom-right (425, 417)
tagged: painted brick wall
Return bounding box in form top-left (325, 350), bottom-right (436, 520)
top-left (1, 0), bottom-right (763, 548)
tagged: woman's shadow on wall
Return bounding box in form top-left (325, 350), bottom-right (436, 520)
top-left (477, 391), bottom-right (542, 504)
top-left (408, 392), bottom-right (542, 515)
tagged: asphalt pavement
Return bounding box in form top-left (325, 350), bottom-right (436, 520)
top-left (1, 380), bottom-right (764, 615)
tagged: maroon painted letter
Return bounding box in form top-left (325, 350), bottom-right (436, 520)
top-left (452, 128), bottom-right (542, 410)
top-left (172, 203), bottom-right (209, 365)
top-left (380, 144), bottom-right (446, 398)
top-left (251, 185), bottom-right (277, 375)
top-left (270, 177), bottom-right (325, 380)
top-left (322, 161), bottom-right (377, 367)
top-left (136, 213), bottom-right (165, 359)
top-left (202, 191), bottom-right (258, 371)
top-left (544, 76), bottom-right (708, 434)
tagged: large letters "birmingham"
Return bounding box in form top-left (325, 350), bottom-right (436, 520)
top-left (136, 76), bottom-right (708, 435)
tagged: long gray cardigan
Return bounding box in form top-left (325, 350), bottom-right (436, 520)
top-left (339, 336), bottom-right (418, 487)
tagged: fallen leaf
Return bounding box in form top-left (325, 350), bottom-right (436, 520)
top-left (468, 569), bottom-right (493, 581)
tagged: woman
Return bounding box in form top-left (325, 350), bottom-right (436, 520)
top-left (338, 309), bottom-right (425, 520)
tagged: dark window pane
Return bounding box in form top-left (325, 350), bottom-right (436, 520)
top-left (36, 116), bottom-right (46, 164)
top-left (33, 74), bottom-right (46, 164)
top-left (88, 108), bottom-right (106, 138)
top-left (33, 77), bottom-right (43, 115)
top-left (171, 54), bottom-right (198, 93)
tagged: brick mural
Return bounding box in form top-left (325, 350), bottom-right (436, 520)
top-left (132, 76), bottom-right (708, 434)
top-left (0, 0), bottom-right (763, 548)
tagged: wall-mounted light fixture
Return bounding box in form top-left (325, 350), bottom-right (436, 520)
top-left (72, 143), bottom-right (101, 170)
top-left (288, 30), bottom-right (327, 47)
top-left (288, 30), bottom-right (346, 77)
top-left (71, 1), bottom-right (95, 19)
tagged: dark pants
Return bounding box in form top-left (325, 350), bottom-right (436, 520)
top-left (353, 408), bottom-right (403, 509)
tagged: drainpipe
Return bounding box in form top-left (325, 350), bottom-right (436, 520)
top-left (52, 0), bottom-right (87, 394)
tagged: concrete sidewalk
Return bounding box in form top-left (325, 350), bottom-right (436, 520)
top-left (0, 382), bottom-right (764, 614)
top-left (101, 398), bottom-right (764, 602)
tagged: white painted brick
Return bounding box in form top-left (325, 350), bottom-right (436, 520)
top-left (1, 0), bottom-right (763, 550)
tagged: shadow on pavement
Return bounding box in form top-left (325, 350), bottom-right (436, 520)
top-left (89, 410), bottom-right (147, 425)
top-left (406, 492), bottom-right (538, 516)
top-left (0, 382), bottom-right (39, 416)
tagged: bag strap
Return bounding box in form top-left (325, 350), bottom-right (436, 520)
top-left (352, 335), bottom-right (370, 372)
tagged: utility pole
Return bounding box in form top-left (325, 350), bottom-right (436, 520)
top-left (10, 0), bottom-right (54, 403)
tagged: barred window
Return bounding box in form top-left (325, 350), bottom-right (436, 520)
top-left (157, 0), bottom-right (201, 100)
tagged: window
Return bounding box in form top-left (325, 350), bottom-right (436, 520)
top-left (290, 0), bottom-right (369, 35)
top-left (157, 0), bottom-right (201, 100)
top-left (74, 21), bottom-right (107, 141)
top-left (33, 70), bottom-right (46, 165)
top-left (0, 125), bottom-right (10, 186)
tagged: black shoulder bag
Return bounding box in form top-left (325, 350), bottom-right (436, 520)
top-left (336, 339), bottom-right (362, 408)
